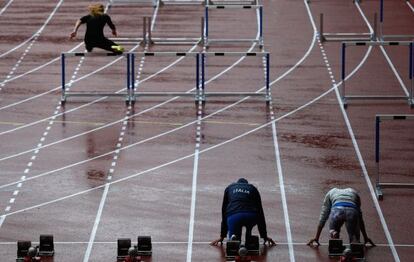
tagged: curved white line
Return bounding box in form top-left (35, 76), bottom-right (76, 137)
top-left (0, 0), bottom-right (14, 16)
top-left (0, 0), bottom-right (64, 59)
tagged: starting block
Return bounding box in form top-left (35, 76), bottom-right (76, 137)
top-left (328, 239), bottom-right (345, 257)
top-left (245, 235), bottom-right (260, 255)
top-left (350, 243), bottom-right (365, 259)
top-left (226, 238), bottom-right (241, 260)
top-left (38, 234), bottom-right (54, 256)
top-left (117, 236), bottom-right (152, 261)
top-left (17, 241), bottom-right (32, 259)
top-left (137, 236), bottom-right (152, 256)
top-left (117, 238), bottom-right (132, 261)
top-left (226, 235), bottom-right (260, 261)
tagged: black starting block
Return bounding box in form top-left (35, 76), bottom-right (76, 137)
top-left (38, 234), bottom-right (54, 256)
top-left (245, 235), bottom-right (260, 255)
top-left (137, 236), bottom-right (152, 256)
top-left (328, 239), bottom-right (345, 257)
top-left (350, 243), bottom-right (365, 259)
top-left (117, 238), bottom-right (132, 261)
top-left (226, 239), bottom-right (241, 260)
top-left (17, 241), bottom-right (31, 259)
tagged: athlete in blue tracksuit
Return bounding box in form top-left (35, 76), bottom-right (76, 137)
top-left (210, 178), bottom-right (276, 246)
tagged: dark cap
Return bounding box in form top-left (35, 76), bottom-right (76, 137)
top-left (237, 178), bottom-right (248, 184)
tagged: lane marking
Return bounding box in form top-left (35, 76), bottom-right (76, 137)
top-left (0, 0), bottom-right (14, 16)
top-left (83, 183), bottom-right (110, 262)
top-left (315, 33), bottom-right (400, 261)
top-left (0, 0), bottom-right (64, 59)
top-left (269, 80), bottom-right (295, 261)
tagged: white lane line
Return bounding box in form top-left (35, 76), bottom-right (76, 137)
top-left (378, 45), bottom-right (409, 96)
top-left (82, 14), bottom-right (152, 256)
top-left (315, 35), bottom-right (400, 261)
top-left (0, 26), bottom-right (377, 217)
top-left (0, 23), bottom-right (319, 190)
top-left (0, 0), bottom-right (64, 59)
top-left (186, 101), bottom-right (203, 262)
top-left (83, 183), bottom-right (110, 262)
top-left (406, 0), bottom-right (414, 12)
top-left (268, 90), bottom-right (295, 261)
top-left (0, 0), bottom-right (14, 16)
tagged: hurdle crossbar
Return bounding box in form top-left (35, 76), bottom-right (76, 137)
top-left (143, 17), bottom-right (203, 46)
top-left (128, 52), bottom-right (201, 102)
top-left (159, 0), bottom-right (205, 5)
top-left (379, 0), bottom-right (414, 40)
top-left (207, 0), bottom-right (257, 5)
top-left (61, 52), bottom-right (132, 104)
top-left (199, 52), bottom-right (270, 102)
top-left (108, 0), bottom-right (157, 7)
top-left (204, 4), bottom-right (263, 48)
top-left (375, 114), bottom-right (414, 200)
top-left (341, 41), bottom-right (414, 107)
top-left (319, 13), bottom-right (376, 42)
top-left (108, 37), bottom-right (144, 46)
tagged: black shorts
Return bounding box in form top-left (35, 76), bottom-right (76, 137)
top-left (85, 38), bottom-right (120, 54)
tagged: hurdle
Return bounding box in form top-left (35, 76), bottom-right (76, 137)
top-left (108, 0), bottom-right (157, 8)
top-left (159, 0), bottom-right (205, 5)
top-left (375, 114), bottom-right (414, 200)
top-left (206, 0), bottom-right (258, 5)
top-left (60, 52), bottom-right (132, 104)
top-left (199, 52), bottom-right (270, 102)
top-left (142, 16), bottom-right (203, 46)
top-left (204, 4), bottom-right (264, 48)
top-left (319, 12), bottom-right (377, 42)
top-left (340, 41), bottom-right (414, 108)
top-left (379, 0), bottom-right (414, 40)
top-left (128, 52), bottom-right (202, 102)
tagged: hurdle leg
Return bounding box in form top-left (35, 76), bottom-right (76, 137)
top-left (127, 53), bottom-right (131, 104)
top-left (410, 42), bottom-right (413, 107)
top-left (143, 17), bottom-right (147, 45)
top-left (341, 43), bottom-right (347, 108)
top-left (201, 53), bottom-right (206, 102)
top-left (131, 53), bottom-right (136, 103)
top-left (375, 116), bottom-right (383, 200)
top-left (204, 7), bottom-right (209, 47)
top-left (259, 6), bottom-right (264, 48)
top-left (372, 13), bottom-right (378, 40)
top-left (60, 53), bottom-right (66, 104)
top-left (319, 13), bottom-right (325, 42)
top-left (265, 53), bottom-right (270, 103)
top-left (148, 17), bottom-right (153, 45)
top-left (196, 53), bottom-right (200, 102)
top-left (200, 17), bottom-right (204, 46)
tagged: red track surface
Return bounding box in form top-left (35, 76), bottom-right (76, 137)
top-left (0, 0), bottom-right (413, 261)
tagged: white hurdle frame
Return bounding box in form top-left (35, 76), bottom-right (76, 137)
top-left (375, 114), bottom-right (414, 200)
top-left (128, 52), bottom-right (201, 102)
top-left (142, 17), bottom-right (203, 46)
top-left (379, 0), bottom-right (414, 40)
top-left (199, 52), bottom-right (270, 102)
top-left (319, 12), bottom-right (377, 43)
top-left (204, 4), bottom-right (264, 48)
top-left (128, 51), bottom-right (270, 103)
top-left (341, 41), bottom-right (414, 108)
top-left (108, 0), bottom-right (157, 8)
top-left (61, 52), bottom-right (132, 104)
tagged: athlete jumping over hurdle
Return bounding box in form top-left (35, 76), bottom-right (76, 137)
top-left (69, 3), bottom-right (124, 54)
top-left (307, 187), bottom-right (375, 247)
top-left (210, 178), bottom-right (276, 246)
